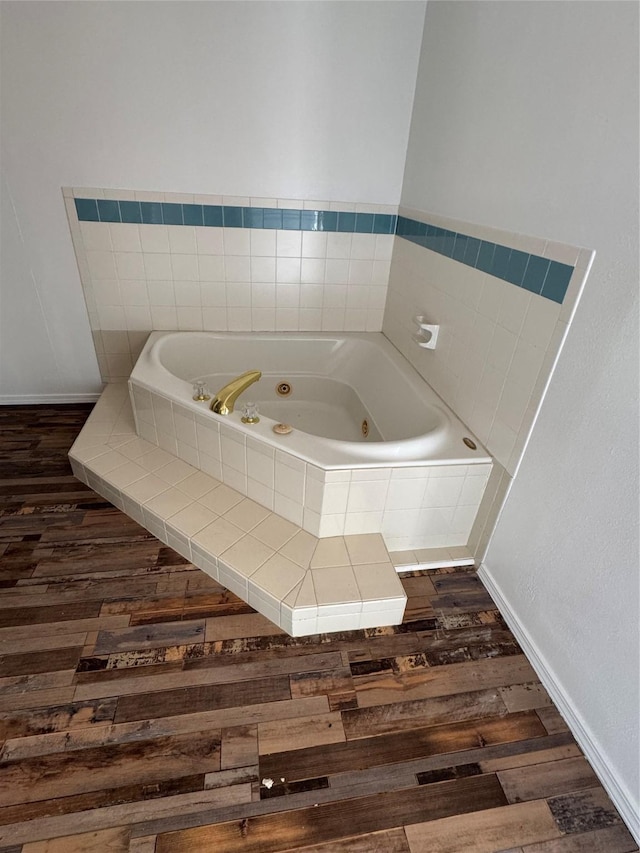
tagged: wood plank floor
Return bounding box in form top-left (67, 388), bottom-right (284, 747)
top-left (0, 404), bottom-right (636, 853)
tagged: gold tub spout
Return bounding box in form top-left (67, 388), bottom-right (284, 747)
top-left (210, 370), bottom-right (262, 415)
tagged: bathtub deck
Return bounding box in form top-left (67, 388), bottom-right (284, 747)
top-left (68, 383), bottom-right (406, 636)
top-left (0, 402), bottom-right (637, 851)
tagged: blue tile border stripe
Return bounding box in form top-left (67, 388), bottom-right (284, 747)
top-left (74, 198), bottom-right (397, 236)
top-left (73, 198), bottom-right (573, 304)
top-left (396, 215), bottom-right (573, 304)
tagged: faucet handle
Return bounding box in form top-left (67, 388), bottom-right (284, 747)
top-left (193, 379), bottom-right (211, 401)
top-left (241, 402), bottom-right (260, 424)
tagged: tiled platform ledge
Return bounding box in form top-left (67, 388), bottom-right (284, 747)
top-left (389, 546), bottom-right (475, 572)
top-left (69, 383), bottom-right (406, 636)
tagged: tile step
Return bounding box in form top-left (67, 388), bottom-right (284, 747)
top-left (389, 546), bottom-right (475, 573)
top-left (69, 383), bottom-right (406, 636)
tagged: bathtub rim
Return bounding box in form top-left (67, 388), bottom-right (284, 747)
top-left (130, 330), bottom-right (492, 470)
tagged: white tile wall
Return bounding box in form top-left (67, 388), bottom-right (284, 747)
top-left (130, 381), bottom-right (492, 550)
top-left (66, 188), bottom-right (396, 381)
top-left (383, 207), bottom-right (594, 476)
top-left (71, 194), bottom-right (593, 554)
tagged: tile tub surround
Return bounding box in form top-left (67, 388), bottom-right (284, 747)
top-left (396, 215), bottom-right (577, 305)
top-left (389, 544), bottom-right (475, 571)
top-left (63, 187), bottom-right (397, 381)
top-left (69, 382), bottom-right (406, 636)
top-left (384, 206), bottom-right (595, 476)
top-left (63, 187), bottom-right (590, 551)
top-left (129, 380), bottom-right (493, 551)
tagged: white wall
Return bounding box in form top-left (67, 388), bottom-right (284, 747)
top-left (402, 0), bottom-right (639, 834)
top-left (0, 0), bottom-right (425, 399)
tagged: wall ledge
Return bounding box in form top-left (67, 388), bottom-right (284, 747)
top-left (478, 562), bottom-right (640, 845)
top-left (0, 393), bottom-right (101, 405)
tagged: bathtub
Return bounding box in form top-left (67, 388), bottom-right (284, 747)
top-left (129, 332), bottom-right (493, 549)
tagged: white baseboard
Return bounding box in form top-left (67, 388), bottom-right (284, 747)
top-left (479, 562), bottom-right (640, 844)
top-left (0, 393), bottom-right (101, 405)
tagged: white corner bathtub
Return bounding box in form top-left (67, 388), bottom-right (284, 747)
top-left (129, 332), bottom-right (493, 549)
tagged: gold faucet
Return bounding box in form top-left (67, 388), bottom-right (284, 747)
top-left (210, 370), bottom-right (262, 415)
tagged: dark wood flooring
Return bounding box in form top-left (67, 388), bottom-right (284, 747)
top-left (0, 404), bottom-right (636, 852)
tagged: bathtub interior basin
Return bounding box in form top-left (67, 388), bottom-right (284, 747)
top-left (131, 331), bottom-right (485, 467)
top-left (197, 375), bottom-right (383, 443)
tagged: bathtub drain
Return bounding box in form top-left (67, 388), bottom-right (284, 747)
top-left (276, 382), bottom-right (292, 397)
top-left (362, 419), bottom-right (369, 438)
